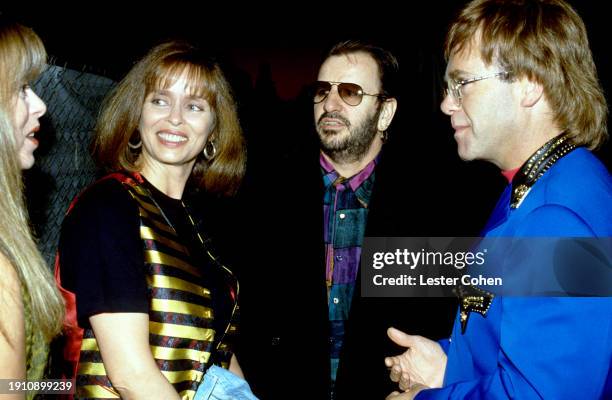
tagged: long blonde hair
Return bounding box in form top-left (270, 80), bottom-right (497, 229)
top-left (0, 19), bottom-right (46, 110)
top-left (0, 18), bottom-right (63, 342)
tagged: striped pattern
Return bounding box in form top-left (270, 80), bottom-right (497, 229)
top-left (74, 174), bottom-right (239, 400)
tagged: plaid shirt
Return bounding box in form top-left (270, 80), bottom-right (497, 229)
top-left (320, 153), bottom-right (377, 389)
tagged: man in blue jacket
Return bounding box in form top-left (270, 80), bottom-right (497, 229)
top-left (385, 0), bottom-right (612, 398)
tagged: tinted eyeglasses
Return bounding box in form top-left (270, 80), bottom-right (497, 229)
top-left (312, 81), bottom-right (386, 106)
top-left (444, 71), bottom-right (511, 107)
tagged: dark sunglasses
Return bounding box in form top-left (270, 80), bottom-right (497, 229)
top-left (312, 81), bottom-right (386, 106)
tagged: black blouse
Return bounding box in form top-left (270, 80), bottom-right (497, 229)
top-left (59, 175), bottom-right (233, 339)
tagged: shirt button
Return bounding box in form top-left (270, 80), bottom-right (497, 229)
top-left (333, 297), bottom-right (339, 304)
top-left (339, 213), bottom-right (346, 220)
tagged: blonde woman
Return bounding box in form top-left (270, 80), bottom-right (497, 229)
top-left (0, 17), bottom-right (64, 399)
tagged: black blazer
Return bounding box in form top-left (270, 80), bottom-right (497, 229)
top-left (229, 139), bottom-right (458, 399)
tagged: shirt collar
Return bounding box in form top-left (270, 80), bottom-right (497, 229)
top-left (501, 167), bottom-right (520, 183)
top-left (320, 152), bottom-right (378, 192)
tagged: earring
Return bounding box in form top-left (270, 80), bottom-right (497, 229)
top-left (128, 135), bottom-right (142, 150)
top-left (203, 140), bottom-right (217, 160)
top-left (381, 131), bottom-right (388, 143)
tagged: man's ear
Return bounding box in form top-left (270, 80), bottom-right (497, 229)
top-left (377, 98), bottom-right (398, 132)
top-left (520, 78), bottom-right (544, 108)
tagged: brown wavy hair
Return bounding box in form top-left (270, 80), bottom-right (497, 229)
top-left (93, 41), bottom-right (246, 196)
top-left (445, 0), bottom-right (608, 149)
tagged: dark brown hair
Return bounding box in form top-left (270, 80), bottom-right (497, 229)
top-left (327, 40), bottom-right (399, 99)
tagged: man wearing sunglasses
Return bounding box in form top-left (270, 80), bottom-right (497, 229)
top-left (315, 41), bottom-right (398, 399)
top-left (314, 41), bottom-right (460, 400)
top-left (384, 0), bottom-right (612, 399)
top-left (237, 40), bottom-right (457, 400)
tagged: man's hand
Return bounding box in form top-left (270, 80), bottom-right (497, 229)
top-left (384, 327), bottom-right (447, 390)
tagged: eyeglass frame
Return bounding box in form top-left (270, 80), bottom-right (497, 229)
top-left (312, 80), bottom-right (387, 106)
top-left (444, 71), bottom-right (511, 107)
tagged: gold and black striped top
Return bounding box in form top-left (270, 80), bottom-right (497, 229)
top-left (75, 172), bottom-right (239, 400)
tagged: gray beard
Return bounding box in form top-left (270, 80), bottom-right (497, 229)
top-left (317, 106), bottom-right (381, 165)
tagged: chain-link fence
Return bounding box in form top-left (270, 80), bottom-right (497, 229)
top-left (27, 65), bottom-right (116, 269)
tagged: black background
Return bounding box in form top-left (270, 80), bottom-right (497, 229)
top-left (4, 1), bottom-right (610, 254)
top-left (4, 3), bottom-right (610, 398)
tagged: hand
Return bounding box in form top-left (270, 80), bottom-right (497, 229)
top-left (385, 383), bottom-right (429, 400)
top-left (384, 327), bottom-right (447, 389)
top-left (90, 313), bottom-right (181, 399)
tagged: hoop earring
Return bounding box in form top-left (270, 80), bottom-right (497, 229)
top-left (128, 136), bottom-right (142, 150)
top-left (203, 140), bottom-right (217, 160)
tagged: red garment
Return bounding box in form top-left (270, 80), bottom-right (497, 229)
top-left (501, 167), bottom-right (520, 183)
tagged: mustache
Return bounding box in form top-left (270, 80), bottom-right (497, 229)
top-left (317, 112), bottom-right (351, 128)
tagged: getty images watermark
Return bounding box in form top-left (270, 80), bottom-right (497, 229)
top-left (361, 237), bottom-right (612, 297)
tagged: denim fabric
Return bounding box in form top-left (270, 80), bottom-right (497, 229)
top-left (194, 365), bottom-right (259, 400)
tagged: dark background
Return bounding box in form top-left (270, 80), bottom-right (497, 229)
top-left (3, 1), bottom-right (610, 265)
top-left (3, 3), bottom-right (610, 398)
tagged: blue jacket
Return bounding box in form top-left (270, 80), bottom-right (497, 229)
top-left (419, 148), bottom-right (612, 399)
